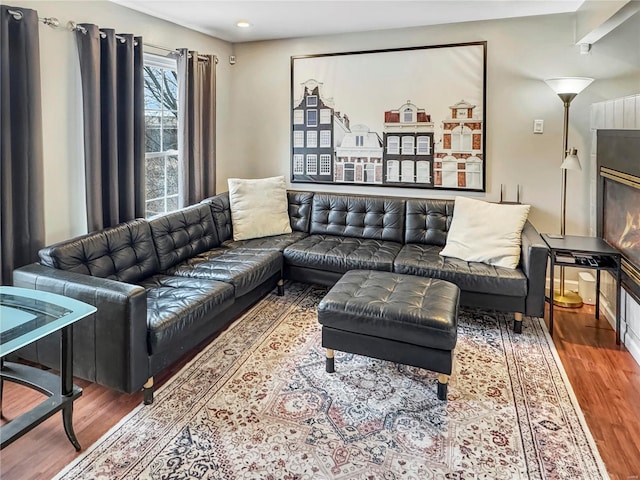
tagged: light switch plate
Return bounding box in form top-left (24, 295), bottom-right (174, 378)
top-left (533, 119), bottom-right (544, 134)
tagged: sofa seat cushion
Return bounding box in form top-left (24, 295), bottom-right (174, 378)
top-left (394, 244), bottom-right (527, 297)
top-left (139, 275), bottom-right (234, 354)
top-left (222, 232), bottom-right (308, 252)
top-left (167, 248), bottom-right (282, 297)
top-left (283, 234), bottom-right (402, 274)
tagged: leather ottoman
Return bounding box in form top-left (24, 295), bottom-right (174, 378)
top-left (317, 269), bottom-right (460, 400)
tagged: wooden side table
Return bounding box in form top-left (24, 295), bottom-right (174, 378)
top-left (541, 234), bottom-right (623, 344)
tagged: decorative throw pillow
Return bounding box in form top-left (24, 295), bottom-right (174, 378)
top-left (228, 176), bottom-right (292, 241)
top-left (439, 196), bottom-right (531, 269)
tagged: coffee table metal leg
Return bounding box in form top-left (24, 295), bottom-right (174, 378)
top-left (61, 325), bottom-right (81, 450)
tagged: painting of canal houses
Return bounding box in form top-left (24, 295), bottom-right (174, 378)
top-left (291, 42), bottom-right (486, 191)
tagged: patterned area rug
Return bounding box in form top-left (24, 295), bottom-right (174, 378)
top-left (55, 283), bottom-right (609, 479)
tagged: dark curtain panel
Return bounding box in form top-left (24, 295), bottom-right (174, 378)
top-left (178, 49), bottom-right (216, 207)
top-left (75, 25), bottom-right (144, 232)
top-left (0, 6), bottom-right (45, 285)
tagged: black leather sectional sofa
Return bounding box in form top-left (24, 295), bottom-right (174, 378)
top-left (13, 191), bottom-right (548, 403)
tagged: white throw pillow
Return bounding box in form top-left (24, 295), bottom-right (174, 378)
top-left (439, 196), bottom-right (531, 269)
top-left (228, 176), bottom-right (292, 241)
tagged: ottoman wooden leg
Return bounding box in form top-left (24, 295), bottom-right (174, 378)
top-left (142, 377), bottom-right (154, 405)
top-left (513, 312), bottom-right (523, 334)
top-left (437, 374), bottom-right (449, 401)
top-left (326, 349), bottom-right (335, 373)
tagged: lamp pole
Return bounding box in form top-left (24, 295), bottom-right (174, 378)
top-left (544, 77), bottom-right (593, 308)
top-left (558, 93), bottom-right (576, 299)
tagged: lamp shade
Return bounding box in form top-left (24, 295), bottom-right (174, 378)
top-left (544, 77), bottom-right (594, 95)
top-left (561, 148), bottom-right (582, 171)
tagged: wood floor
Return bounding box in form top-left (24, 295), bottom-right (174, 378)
top-left (1, 304), bottom-right (639, 480)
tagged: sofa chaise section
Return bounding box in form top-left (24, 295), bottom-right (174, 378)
top-left (394, 199), bottom-right (548, 326)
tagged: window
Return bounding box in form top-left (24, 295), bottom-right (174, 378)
top-left (344, 163), bottom-right (355, 182)
top-left (320, 109), bottom-right (332, 124)
top-left (306, 95), bottom-right (318, 107)
top-left (402, 136), bottom-right (414, 155)
top-left (293, 130), bottom-right (304, 148)
top-left (416, 161), bottom-right (430, 183)
top-left (293, 110), bottom-right (304, 125)
top-left (441, 157), bottom-right (458, 187)
top-left (451, 126), bottom-right (472, 151)
top-left (307, 109), bottom-right (318, 127)
top-left (306, 131), bottom-right (317, 148)
top-left (355, 135), bottom-right (364, 147)
top-left (306, 154), bottom-right (317, 175)
top-left (387, 136), bottom-right (399, 154)
top-left (320, 130), bottom-right (332, 147)
top-left (466, 157), bottom-right (482, 189)
top-left (363, 164), bottom-right (375, 183)
top-left (401, 160), bottom-right (415, 182)
top-left (144, 54), bottom-right (179, 218)
top-left (293, 154), bottom-right (304, 174)
top-left (403, 107), bottom-right (413, 123)
top-left (417, 136), bottom-right (431, 155)
top-left (320, 154), bottom-right (332, 175)
top-left (387, 160), bottom-right (399, 182)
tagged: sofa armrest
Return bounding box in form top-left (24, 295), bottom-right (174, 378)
top-left (13, 263), bottom-right (149, 394)
top-left (520, 221), bottom-right (549, 317)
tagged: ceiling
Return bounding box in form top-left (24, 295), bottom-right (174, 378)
top-left (111, 0), bottom-right (585, 43)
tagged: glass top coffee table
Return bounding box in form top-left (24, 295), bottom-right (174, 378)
top-left (0, 287), bottom-right (96, 450)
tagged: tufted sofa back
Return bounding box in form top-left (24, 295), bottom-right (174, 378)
top-left (310, 193), bottom-right (405, 243)
top-left (288, 191), bottom-right (314, 232)
top-left (202, 190), bottom-right (316, 241)
top-left (39, 219), bottom-right (160, 283)
top-left (149, 204), bottom-right (219, 271)
top-left (405, 199), bottom-right (455, 246)
top-left (203, 192), bottom-right (233, 243)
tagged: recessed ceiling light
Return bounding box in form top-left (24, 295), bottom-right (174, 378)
top-left (236, 21), bottom-right (251, 28)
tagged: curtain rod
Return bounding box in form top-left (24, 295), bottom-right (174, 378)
top-left (7, 10), bottom-right (217, 64)
top-left (7, 8), bottom-right (59, 28)
top-left (145, 42), bottom-right (218, 64)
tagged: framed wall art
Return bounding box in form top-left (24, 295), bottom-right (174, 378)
top-left (290, 41), bottom-right (487, 191)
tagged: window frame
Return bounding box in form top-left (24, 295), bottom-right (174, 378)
top-left (143, 53), bottom-right (180, 218)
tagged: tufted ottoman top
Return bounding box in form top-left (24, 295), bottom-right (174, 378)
top-left (318, 270), bottom-right (459, 351)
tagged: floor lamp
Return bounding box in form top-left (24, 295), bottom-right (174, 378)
top-left (544, 77), bottom-right (594, 308)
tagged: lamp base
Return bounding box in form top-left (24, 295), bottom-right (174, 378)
top-left (553, 290), bottom-right (584, 308)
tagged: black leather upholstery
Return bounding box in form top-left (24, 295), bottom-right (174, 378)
top-left (149, 204), bottom-right (219, 271)
top-left (288, 191), bottom-right (314, 232)
top-left (139, 275), bottom-right (234, 354)
top-left (202, 192), bottom-right (233, 243)
top-left (39, 219), bottom-right (159, 283)
top-left (404, 199), bottom-right (454, 246)
top-left (13, 188), bottom-right (548, 399)
top-left (168, 248), bottom-right (282, 297)
top-left (310, 194), bottom-right (405, 243)
top-left (284, 235), bottom-right (402, 273)
top-left (393, 243), bottom-right (527, 296)
top-left (13, 264), bottom-right (149, 393)
top-left (318, 270), bottom-right (459, 351)
top-left (223, 231), bottom-right (308, 251)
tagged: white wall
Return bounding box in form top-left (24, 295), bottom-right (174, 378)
top-left (1, 0), bottom-right (233, 244)
top-left (228, 12), bottom-right (640, 238)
